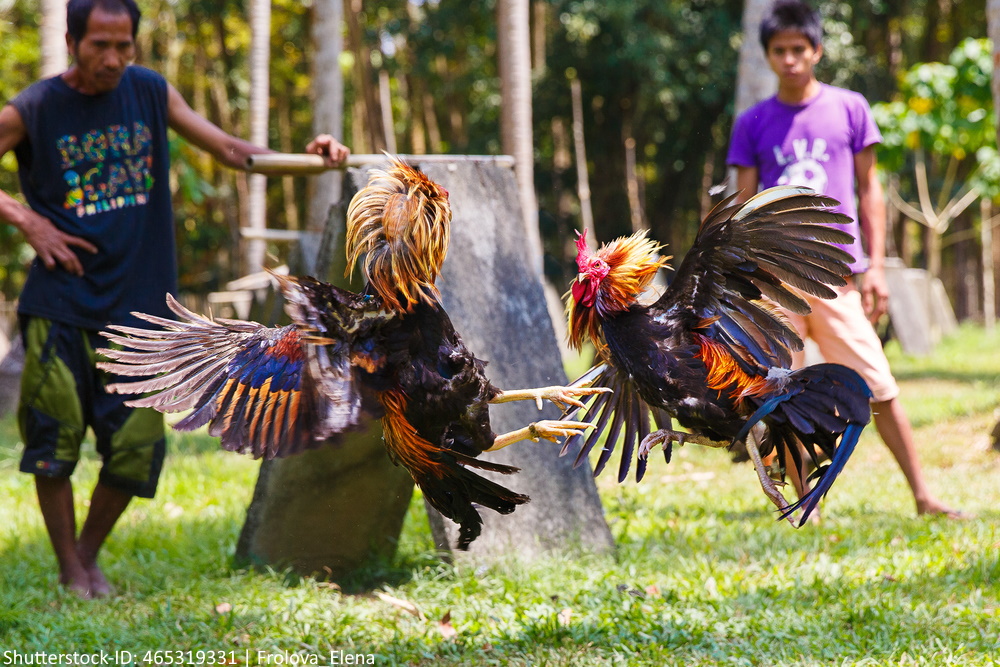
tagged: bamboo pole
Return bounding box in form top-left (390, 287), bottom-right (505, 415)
top-left (245, 153), bottom-right (516, 173)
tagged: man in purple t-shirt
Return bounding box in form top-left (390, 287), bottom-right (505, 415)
top-left (727, 0), bottom-right (962, 519)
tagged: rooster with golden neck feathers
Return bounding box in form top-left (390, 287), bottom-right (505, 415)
top-left (561, 187), bottom-right (873, 525)
top-left (99, 156), bottom-right (600, 549)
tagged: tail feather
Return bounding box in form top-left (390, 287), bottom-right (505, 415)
top-left (780, 421), bottom-right (864, 524)
top-left (417, 459), bottom-right (529, 550)
top-left (561, 362), bottom-right (668, 483)
top-left (735, 363), bottom-right (872, 526)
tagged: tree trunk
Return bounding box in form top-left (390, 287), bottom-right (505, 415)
top-left (531, 0), bottom-right (547, 74)
top-left (40, 0), bottom-right (67, 77)
top-left (623, 106), bottom-right (644, 232)
top-left (983, 200), bottom-right (996, 331)
top-left (276, 94), bottom-right (300, 232)
top-left (987, 0), bottom-right (1000, 329)
top-left (235, 159), bottom-right (614, 579)
top-left (498, 0), bottom-right (542, 276)
top-left (246, 0), bottom-right (271, 276)
top-left (569, 77), bottom-right (596, 243)
top-left (727, 0), bottom-right (777, 195)
top-left (346, 0), bottom-right (385, 153)
top-left (305, 0), bottom-right (346, 270)
top-left (926, 226), bottom-right (942, 280)
top-left (378, 69), bottom-right (397, 154)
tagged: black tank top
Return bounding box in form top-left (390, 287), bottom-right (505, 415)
top-left (11, 65), bottom-right (176, 329)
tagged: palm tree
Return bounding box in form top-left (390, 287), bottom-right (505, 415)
top-left (306, 0), bottom-right (346, 240)
top-left (498, 0), bottom-right (541, 276)
top-left (246, 0), bottom-right (271, 276)
top-left (40, 0), bottom-right (67, 77)
top-left (728, 0), bottom-right (776, 194)
top-left (987, 0), bottom-right (1000, 444)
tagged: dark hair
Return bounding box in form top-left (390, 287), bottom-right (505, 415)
top-left (759, 0), bottom-right (822, 51)
top-left (66, 0), bottom-right (141, 42)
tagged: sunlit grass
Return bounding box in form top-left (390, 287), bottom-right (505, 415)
top-left (0, 325), bottom-right (998, 665)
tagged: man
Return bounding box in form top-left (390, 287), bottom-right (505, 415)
top-left (0, 0), bottom-right (349, 598)
top-left (726, 0), bottom-right (961, 520)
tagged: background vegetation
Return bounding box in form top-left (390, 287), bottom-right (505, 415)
top-left (0, 0), bottom-right (995, 319)
top-left (1, 325), bottom-right (998, 664)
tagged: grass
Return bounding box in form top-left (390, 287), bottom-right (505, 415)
top-left (1, 325), bottom-right (999, 665)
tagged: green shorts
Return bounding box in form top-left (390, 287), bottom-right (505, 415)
top-left (17, 315), bottom-right (166, 498)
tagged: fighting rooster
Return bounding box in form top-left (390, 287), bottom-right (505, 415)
top-left (99, 156), bottom-right (601, 548)
top-left (562, 186), bottom-right (872, 525)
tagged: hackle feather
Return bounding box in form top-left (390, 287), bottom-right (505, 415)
top-left (567, 230), bottom-right (669, 350)
top-left (346, 155), bottom-right (451, 312)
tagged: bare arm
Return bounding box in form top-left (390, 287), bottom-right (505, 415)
top-left (0, 104), bottom-right (97, 275)
top-left (854, 145), bottom-right (889, 323)
top-left (166, 85), bottom-right (349, 172)
top-left (734, 165), bottom-right (760, 205)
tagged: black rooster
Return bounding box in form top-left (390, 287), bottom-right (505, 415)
top-left (99, 156), bottom-right (601, 548)
top-left (562, 186), bottom-right (872, 524)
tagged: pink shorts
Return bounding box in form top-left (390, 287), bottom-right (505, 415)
top-left (782, 283), bottom-right (899, 403)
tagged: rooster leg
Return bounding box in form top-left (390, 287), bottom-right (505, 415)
top-left (485, 419), bottom-right (595, 452)
top-left (743, 429), bottom-right (797, 527)
top-left (491, 386), bottom-right (611, 411)
top-left (637, 429), bottom-right (728, 458)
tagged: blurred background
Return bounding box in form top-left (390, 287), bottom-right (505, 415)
top-left (0, 0), bottom-right (996, 348)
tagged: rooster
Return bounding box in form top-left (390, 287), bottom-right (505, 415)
top-left (562, 186), bottom-right (872, 525)
top-left (98, 156), bottom-right (602, 548)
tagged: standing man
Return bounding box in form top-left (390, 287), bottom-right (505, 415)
top-left (0, 0), bottom-right (349, 598)
top-left (727, 0), bottom-right (961, 519)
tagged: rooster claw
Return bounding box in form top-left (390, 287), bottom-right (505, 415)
top-left (487, 420), bottom-right (595, 452)
top-left (638, 428), bottom-right (728, 459)
top-left (528, 419), bottom-right (595, 442)
top-left (492, 385), bottom-right (612, 411)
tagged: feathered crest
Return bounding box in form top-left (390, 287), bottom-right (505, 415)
top-left (566, 230), bottom-right (670, 350)
top-left (346, 154), bottom-right (451, 312)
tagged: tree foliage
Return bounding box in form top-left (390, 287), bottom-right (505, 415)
top-left (0, 0), bottom-right (990, 309)
top-left (875, 38), bottom-right (994, 174)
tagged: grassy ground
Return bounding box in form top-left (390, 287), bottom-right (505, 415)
top-left (1, 325), bottom-right (998, 666)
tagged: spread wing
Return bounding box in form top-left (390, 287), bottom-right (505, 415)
top-left (99, 279), bottom-right (387, 459)
top-left (653, 186), bottom-right (855, 369)
top-left (560, 362), bottom-right (674, 483)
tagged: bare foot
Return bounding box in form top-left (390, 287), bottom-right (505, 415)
top-left (82, 563), bottom-right (114, 597)
top-left (916, 499), bottom-right (972, 520)
top-left (59, 568), bottom-right (92, 599)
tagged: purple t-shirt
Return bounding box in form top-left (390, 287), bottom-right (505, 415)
top-left (727, 83), bottom-right (882, 273)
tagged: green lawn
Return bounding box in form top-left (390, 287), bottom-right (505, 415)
top-left (1, 325), bottom-right (998, 666)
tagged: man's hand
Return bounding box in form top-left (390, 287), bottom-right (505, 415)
top-left (19, 209), bottom-right (97, 276)
top-left (306, 134), bottom-right (350, 168)
top-left (860, 265), bottom-right (889, 324)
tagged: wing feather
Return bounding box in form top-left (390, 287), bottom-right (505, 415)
top-left (99, 285), bottom-right (386, 459)
top-left (654, 185), bottom-right (855, 368)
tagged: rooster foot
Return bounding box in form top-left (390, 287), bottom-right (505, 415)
top-left (492, 385), bottom-right (612, 411)
top-left (742, 434), bottom-right (798, 527)
top-left (638, 429), bottom-right (728, 459)
top-left (486, 419), bottom-right (595, 452)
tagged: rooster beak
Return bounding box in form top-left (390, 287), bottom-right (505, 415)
top-left (576, 273), bottom-right (587, 284)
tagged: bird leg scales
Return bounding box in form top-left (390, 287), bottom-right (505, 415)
top-left (485, 420), bottom-right (595, 452)
top-left (637, 429), bottom-right (729, 458)
top-left (743, 430), bottom-right (798, 527)
top-left (491, 385), bottom-right (611, 411)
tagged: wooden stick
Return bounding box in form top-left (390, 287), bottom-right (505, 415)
top-left (244, 153), bottom-right (516, 173)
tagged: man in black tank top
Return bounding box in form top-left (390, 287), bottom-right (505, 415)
top-left (0, 0), bottom-right (349, 599)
